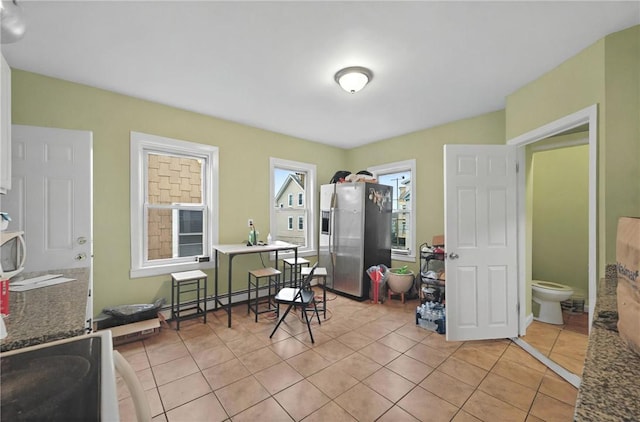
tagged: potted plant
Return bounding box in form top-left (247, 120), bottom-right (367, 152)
top-left (387, 265), bottom-right (415, 303)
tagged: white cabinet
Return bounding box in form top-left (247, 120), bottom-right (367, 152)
top-left (0, 54), bottom-right (11, 194)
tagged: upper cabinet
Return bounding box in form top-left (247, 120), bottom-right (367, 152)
top-left (0, 54), bottom-right (11, 194)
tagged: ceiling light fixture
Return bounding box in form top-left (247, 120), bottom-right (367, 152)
top-left (334, 66), bottom-right (373, 94)
top-left (1, 0), bottom-right (26, 44)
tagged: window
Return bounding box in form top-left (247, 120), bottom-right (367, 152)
top-left (368, 159), bottom-right (416, 262)
top-left (130, 131), bottom-right (218, 278)
top-left (270, 158), bottom-right (317, 257)
top-left (172, 209), bottom-right (203, 257)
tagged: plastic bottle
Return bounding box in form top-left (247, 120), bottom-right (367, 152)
top-left (267, 233), bottom-right (272, 245)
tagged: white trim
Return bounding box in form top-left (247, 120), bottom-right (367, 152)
top-left (368, 159), bottom-right (417, 262)
top-left (507, 104), bottom-right (597, 336)
top-left (269, 157), bottom-right (317, 257)
top-left (530, 137), bottom-right (588, 153)
top-left (130, 131), bottom-right (219, 279)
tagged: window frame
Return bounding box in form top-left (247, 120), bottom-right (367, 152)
top-left (368, 159), bottom-right (416, 262)
top-left (269, 157), bottom-right (317, 258)
top-left (298, 216), bottom-right (304, 230)
top-left (288, 216), bottom-right (294, 230)
top-left (130, 131), bottom-right (218, 278)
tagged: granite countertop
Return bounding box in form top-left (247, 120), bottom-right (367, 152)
top-left (574, 278), bottom-right (640, 421)
top-left (1, 268), bottom-right (89, 352)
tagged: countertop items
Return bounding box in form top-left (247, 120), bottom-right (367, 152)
top-left (574, 277), bottom-right (640, 420)
top-left (1, 268), bottom-right (89, 352)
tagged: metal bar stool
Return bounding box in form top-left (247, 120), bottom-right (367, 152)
top-left (301, 266), bottom-right (327, 319)
top-left (247, 267), bottom-right (281, 322)
top-left (171, 270), bottom-right (207, 330)
top-left (282, 257), bottom-right (310, 288)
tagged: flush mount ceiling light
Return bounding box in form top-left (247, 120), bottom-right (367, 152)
top-left (334, 66), bottom-right (373, 94)
top-left (1, 0), bottom-right (26, 44)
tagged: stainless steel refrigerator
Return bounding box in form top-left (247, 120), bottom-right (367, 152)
top-left (319, 182), bottom-right (392, 299)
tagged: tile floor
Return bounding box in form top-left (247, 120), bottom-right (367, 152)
top-left (116, 291), bottom-right (589, 421)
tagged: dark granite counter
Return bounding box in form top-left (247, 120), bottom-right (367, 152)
top-left (1, 268), bottom-right (89, 352)
top-left (575, 277), bottom-right (640, 421)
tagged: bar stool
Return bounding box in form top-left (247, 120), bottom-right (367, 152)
top-left (282, 257), bottom-right (310, 288)
top-left (301, 266), bottom-right (327, 319)
top-left (247, 267), bottom-right (281, 322)
top-left (171, 270), bottom-right (207, 330)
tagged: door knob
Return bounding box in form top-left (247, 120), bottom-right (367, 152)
top-left (75, 253), bottom-right (87, 261)
top-left (448, 253), bottom-right (459, 260)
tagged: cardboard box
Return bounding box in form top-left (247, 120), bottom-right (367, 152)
top-left (432, 234), bottom-right (445, 247)
top-left (102, 318), bottom-right (161, 346)
top-left (616, 217), bottom-right (640, 356)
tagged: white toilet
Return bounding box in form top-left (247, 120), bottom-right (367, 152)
top-left (531, 280), bottom-right (574, 325)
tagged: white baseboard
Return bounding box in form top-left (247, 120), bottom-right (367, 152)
top-left (525, 312), bottom-right (534, 328)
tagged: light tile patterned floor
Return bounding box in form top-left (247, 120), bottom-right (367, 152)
top-left (116, 290), bottom-right (587, 421)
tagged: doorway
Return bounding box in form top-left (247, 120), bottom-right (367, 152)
top-left (508, 104), bottom-right (598, 336)
top-left (531, 143), bottom-right (589, 327)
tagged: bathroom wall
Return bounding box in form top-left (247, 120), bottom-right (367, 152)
top-left (531, 143), bottom-right (589, 302)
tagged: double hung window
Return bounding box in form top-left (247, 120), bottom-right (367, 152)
top-left (130, 132), bottom-right (218, 277)
top-left (369, 159), bottom-right (416, 262)
top-left (270, 158), bottom-right (316, 256)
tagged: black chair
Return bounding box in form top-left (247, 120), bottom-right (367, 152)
top-left (269, 262), bottom-right (321, 343)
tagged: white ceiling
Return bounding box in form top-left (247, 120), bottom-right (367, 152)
top-left (2, 1), bottom-right (639, 148)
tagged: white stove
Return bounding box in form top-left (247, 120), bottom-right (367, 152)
top-left (0, 331), bottom-right (119, 421)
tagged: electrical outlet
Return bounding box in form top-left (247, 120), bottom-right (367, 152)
top-left (248, 219), bottom-right (254, 227)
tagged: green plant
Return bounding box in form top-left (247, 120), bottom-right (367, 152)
top-left (391, 265), bottom-right (410, 274)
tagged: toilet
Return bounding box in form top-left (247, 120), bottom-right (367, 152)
top-left (531, 280), bottom-right (574, 325)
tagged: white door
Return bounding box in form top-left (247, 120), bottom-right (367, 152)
top-left (444, 145), bottom-right (518, 341)
top-left (4, 125), bottom-right (92, 272)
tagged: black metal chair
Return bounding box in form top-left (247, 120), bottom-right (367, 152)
top-left (269, 262), bottom-right (321, 343)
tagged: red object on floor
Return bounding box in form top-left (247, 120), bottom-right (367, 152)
top-left (0, 279), bottom-right (9, 315)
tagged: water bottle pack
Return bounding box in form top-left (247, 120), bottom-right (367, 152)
top-left (416, 302), bottom-right (446, 334)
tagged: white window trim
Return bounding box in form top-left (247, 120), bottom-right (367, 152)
top-left (368, 159), bottom-right (416, 262)
top-left (288, 216), bottom-right (294, 230)
top-left (130, 131), bottom-right (219, 278)
top-left (298, 192), bottom-right (304, 207)
top-left (298, 216), bottom-right (304, 230)
top-left (269, 157), bottom-right (317, 258)
top-left (288, 193), bottom-right (293, 207)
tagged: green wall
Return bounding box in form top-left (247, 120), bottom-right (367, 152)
top-left (531, 144), bottom-right (589, 298)
top-left (8, 24), bottom-right (639, 318)
top-left (506, 24), bottom-right (640, 279)
top-left (346, 111), bottom-right (506, 274)
top-left (10, 70), bottom-right (346, 314)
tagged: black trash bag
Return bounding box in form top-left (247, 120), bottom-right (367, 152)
top-left (102, 298), bottom-right (166, 325)
top-left (330, 170), bottom-right (351, 183)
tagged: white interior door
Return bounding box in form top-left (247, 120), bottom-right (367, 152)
top-left (4, 125), bottom-right (92, 272)
top-left (444, 144), bottom-right (518, 341)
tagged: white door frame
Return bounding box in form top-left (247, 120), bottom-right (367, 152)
top-left (507, 104), bottom-right (597, 335)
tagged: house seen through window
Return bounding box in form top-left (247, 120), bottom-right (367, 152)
top-left (369, 159), bottom-right (416, 261)
top-left (131, 131), bottom-right (218, 278)
top-left (270, 158), bottom-right (316, 256)
top-left (146, 153), bottom-right (205, 261)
